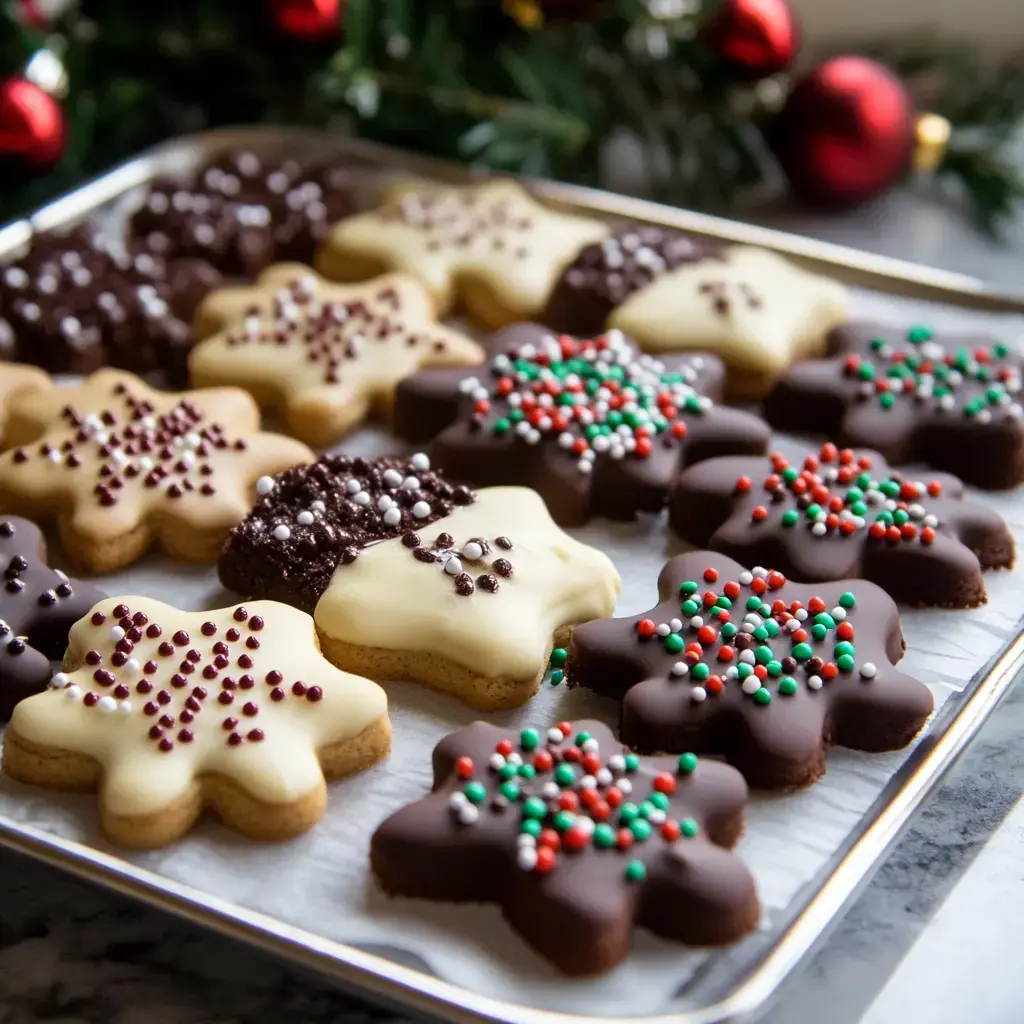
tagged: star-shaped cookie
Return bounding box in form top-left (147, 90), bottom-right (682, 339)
top-left (371, 719), bottom-right (759, 976)
top-left (0, 369), bottom-right (313, 573)
top-left (0, 516), bottom-right (105, 720)
top-left (764, 320), bottom-right (1024, 489)
top-left (567, 553), bottom-right (934, 789)
top-left (315, 179), bottom-right (609, 329)
top-left (393, 324), bottom-right (771, 526)
top-left (0, 363), bottom-right (51, 447)
top-left (188, 264), bottom-right (483, 447)
top-left (606, 245), bottom-right (849, 396)
top-left (669, 442), bottom-right (1014, 608)
top-left (218, 452), bottom-right (621, 709)
top-left (3, 596), bottom-right (390, 847)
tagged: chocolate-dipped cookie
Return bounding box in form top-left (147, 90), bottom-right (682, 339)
top-left (0, 516), bottom-right (104, 720)
top-left (567, 553), bottom-right (934, 789)
top-left (543, 224), bottom-right (722, 336)
top-left (0, 224), bottom-right (221, 385)
top-left (668, 442), bottom-right (1013, 608)
top-left (371, 719), bottom-right (759, 975)
top-left (763, 320), bottom-right (1024, 489)
top-left (131, 150), bottom-right (356, 276)
top-left (393, 324), bottom-right (771, 525)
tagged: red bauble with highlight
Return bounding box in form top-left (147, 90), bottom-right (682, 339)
top-left (0, 77), bottom-right (65, 172)
top-left (705, 0), bottom-right (798, 81)
top-left (270, 0), bottom-right (343, 41)
top-left (771, 56), bottom-right (915, 209)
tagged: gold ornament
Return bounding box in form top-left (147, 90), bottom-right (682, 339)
top-left (912, 113), bottom-right (951, 174)
top-left (503, 0), bottom-right (544, 30)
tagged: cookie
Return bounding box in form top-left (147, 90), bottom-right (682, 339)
top-left (131, 150), bottom-right (356, 276)
top-left (543, 224), bottom-right (723, 336)
top-left (219, 453), bottom-right (620, 710)
top-left (0, 363), bottom-right (51, 446)
top-left (0, 224), bottom-right (222, 385)
top-left (0, 369), bottom-right (312, 573)
top-left (3, 596), bottom-right (390, 847)
top-left (0, 517), bottom-right (105, 721)
top-left (393, 323), bottom-right (771, 525)
top-left (371, 719), bottom-right (759, 975)
top-left (669, 442), bottom-right (1014, 608)
top-left (315, 179), bottom-right (609, 329)
top-left (763, 320), bottom-right (1024, 489)
top-left (599, 245), bottom-right (848, 396)
top-left (567, 553), bottom-right (934, 789)
top-left (188, 265), bottom-right (483, 447)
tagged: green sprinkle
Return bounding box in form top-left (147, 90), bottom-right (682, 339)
top-left (834, 640), bottom-right (855, 659)
top-left (593, 823), bottom-right (616, 848)
top-left (781, 509), bottom-right (800, 527)
top-left (574, 731), bottom-right (590, 747)
top-left (500, 781), bottom-right (521, 801)
top-left (857, 363), bottom-right (876, 381)
top-left (681, 598), bottom-right (700, 617)
top-left (664, 633), bottom-right (684, 654)
top-left (549, 669), bottom-right (564, 686)
top-left (637, 801), bottom-right (654, 820)
top-left (649, 791), bottom-right (670, 812)
top-left (811, 623), bottom-right (828, 642)
top-left (691, 662), bottom-right (710, 682)
top-left (721, 622), bottom-right (738, 640)
top-left (850, 500), bottom-right (867, 517)
top-left (630, 818), bottom-right (652, 841)
top-left (519, 728), bottom-right (540, 751)
top-left (879, 479), bottom-right (900, 499)
top-left (737, 662), bottom-right (753, 679)
top-left (499, 763), bottom-right (518, 781)
top-left (994, 343), bottom-right (1009, 359)
top-left (766, 659), bottom-right (783, 678)
top-left (553, 810), bottom-right (575, 832)
top-left (523, 797), bottom-right (547, 820)
top-left (755, 644), bottom-right (773, 665)
top-left (874, 510), bottom-right (894, 525)
top-left (782, 467), bottom-right (799, 484)
top-left (549, 648), bottom-right (567, 668)
top-left (778, 677), bottom-right (798, 696)
top-left (521, 817), bottom-right (542, 838)
top-left (518, 763), bottom-right (536, 780)
top-left (677, 752), bottom-right (699, 774)
top-left (465, 782), bottom-right (487, 804)
top-left (764, 619), bottom-right (781, 637)
top-left (753, 626), bottom-right (769, 642)
top-left (893, 509), bottom-right (909, 526)
top-left (869, 337), bottom-right (886, 351)
top-left (624, 753), bottom-right (640, 773)
top-left (814, 612), bottom-right (837, 630)
top-left (716, 595), bottom-right (732, 610)
top-left (839, 592), bottom-right (856, 609)
top-left (805, 502), bottom-right (822, 521)
top-left (619, 802), bottom-right (639, 824)
top-left (845, 487), bottom-right (864, 504)
top-left (836, 653), bottom-right (856, 673)
top-left (624, 860), bottom-right (647, 882)
top-left (554, 763), bottom-right (576, 787)
top-left (792, 642), bottom-right (813, 661)
top-left (679, 581), bottom-right (699, 597)
top-left (680, 817), bottom-right (699, 838)
top-left (492, 418), bottom-right (511, 436)
top-left (746, 595), bottom-right (763, 611)
top-left (509, 408), bottom-right (525, 423)
top-left (753, 687), bottom-right (772, 706)
top-left (907, 325), bottom-right (934, 343)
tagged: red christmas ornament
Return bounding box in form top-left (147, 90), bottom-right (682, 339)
top-left (771, 56), bottom-right (915, 209)
top-left (270, 0), bottom-right (343, 41)
top-left (705, 0), bottom-right (798, 81)
top-left (0, 77), bottom-right (65, 173)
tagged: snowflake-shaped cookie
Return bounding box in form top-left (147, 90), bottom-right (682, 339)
top-left (189, 265), bottom-right (483, 447)
top-left (3, 596), bottom-right (390, 847)
top-left (0, 369), bottom-right (312, 573)
top-left (669, 442), bottom-right (1014, 607)
top-left (315, 179), bottom-right (609, 328)
top-left (567, 552), bottom-right (934, 789)
top-left (371, 719), bottom-right (759, 975)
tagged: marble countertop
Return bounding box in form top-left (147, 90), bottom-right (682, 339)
top-left (1, 184), bottom-right (1023, 1024)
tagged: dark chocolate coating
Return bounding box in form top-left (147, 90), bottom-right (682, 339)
top-left (0, 517), bottom-right (105, 721)
top-left (763, 320), bottom-right (1024, 489)
top-left (371, 719), bottom-right (759, 976)
top-left (218, 453), bottom-right (475, 613)
top-left (543, 224), bottom-right (721, 336)
top-left (130, 150), bottom-right (356, 277)
top-left (0, 224), bottom-right (222, 385)
top-left (668, 445), bottom-right (1013, 607)
top-left (568, 553), bottom-right (934, 789)
top-left (393, 323), bottom-right (770, 526)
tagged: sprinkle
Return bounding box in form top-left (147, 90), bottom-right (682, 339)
top-left (256, 476), bottom-right (275, 495)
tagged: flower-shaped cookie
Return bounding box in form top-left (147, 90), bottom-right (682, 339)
top-left (189, 264), bottom-right (483, 447)
top-left (219, 452), bottom-right (620, 709)
top-left (764, 320), bottom-right (1024, 488)
top-left (371, 719), bottom-right (759, 975)
top-left (0, 369), bottom-right (312, 573)
top-left (0, 516), bottom-right (105, 720)
top-left (669, 442), bottom-right (1014, 607)
top-left (567, 552), bottom-right (934, 789)
top-left (315, 179), bottom-right (609, 328)
top-left (393, 324), bottom-right (771, 525)
top-left (3, 596), bottom-right (390, 847)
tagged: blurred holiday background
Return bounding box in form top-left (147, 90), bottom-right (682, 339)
top-left (0, 0), bottom-right (1022, 229)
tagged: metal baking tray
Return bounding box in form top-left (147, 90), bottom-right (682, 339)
top-left (0, 126), bottom-right (1023, 1024)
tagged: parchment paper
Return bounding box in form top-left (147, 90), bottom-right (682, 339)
top-left (0, 288), bottom-right (1020, 1018)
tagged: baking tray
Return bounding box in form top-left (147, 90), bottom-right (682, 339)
top-left (0, 126), bottom-right (1023, 1024)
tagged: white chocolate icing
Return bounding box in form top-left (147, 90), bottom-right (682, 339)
top-left (319, 180), bottom-right (609, 317)
top-left (610, 246), bottom-right (849, 377)
top-left (314, 487), bottom-right (621, 680)
top-left (189, 266), bottom-right (482, 428)
top-left (9, 597), bottom-right (388, 817)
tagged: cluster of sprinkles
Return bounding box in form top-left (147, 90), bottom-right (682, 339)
top-left (460, 329), bottom-right (712, 474)
top-left (10, 382), bottom-right (246, 507)
top-left (739, 443), bottom-right (942, 546)
top-left (448, 722), bottom-right (702, 882)
top-left (407, 531), bottom-right (513, 596)
top-left (634, 565), bottom-right (874, 704)
top-left (842, 325), bottom-right (1023, 420)
top-left (0, 520), bottom-right (74, 606)
top-left (221, 276), bottom-right (449, 383)
top-left (47, 603), bottom-right (323, 752)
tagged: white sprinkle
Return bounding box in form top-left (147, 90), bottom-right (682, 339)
top-left (458, 803), bottom-right (479, 826)
top-left (411, 500), bottom-right (431, 518)
top-left (517, 846), bottom-right (538, 870)
top-left (831, 606), bottom-right (847, 622)
top-left (656, 623), bottom-right (671, 637)
top-left (273, 525), bottom-right (291, 541)
top-left (49, 671), bottom-right (70, 689)
top-left (595, 768), bottom-right (613, 786)
top-left (689, 615), bottom-right (704, 629)
top-left (401, 476), bottom-right (420, 490)
top-left (382, 468), bottom-right (403, 488)
top-left (444, 556), bottom-right (463, 575)
top-left (752, 566), bottom-right (768, 578)
top-left (383, 507), bottom-right (402, 526)
top-left (97, 695), bottom-right (117, 713)
top-left (463, 541), bottom-right (484, 561)
top-left (118, 701), bottom-right (132, 714)
top-left (577, 460), bottom-right (593, 475)
top-left (691, 686), bottom-right (707, 702)
top-left (739, 571), bottom-right (753, 585)
top-left (410, 453), bottom-right (430, 470)
top-left (581, 738), bottom-right (600, 754)
top-left (46, 449), bottom-right (61, 463)
top-left (345, 478), bottom-right (361, 495)
top-left (489, 753), bottom-right (506, 770)
top-left (353, 491), bottom-right (371, 506)
top-left (546, 727), bottom-right (563, 744)
top-left (669, 618), bottom-right (682, 632)
top-left (860, 662), bottom-right (878, 679)
top-left (506, 752), bottom-right (523, 767)
top-left (297, 510), bottom-right (315, 526)
top-left (124, 658), bottom-right (140, 675)
top-left (617, 778), bottom-right (632, 795)
top-left (517, 832), bottom-right (536, 847)
top-left (606, 754), bottom-right (626, 773)
top-left (449, 791), bottom-right (468, 810)
top-left (110, 626), bottom-right (125, 642)
top-left (738, 649), bottom-right (756, 665)
top-left (579, 775), bottom-right (598, 790)
top-left (376, 494), bottom-right (394, 512)
top-left (812, 522), bottom-right (827, 536)
top-left (65, 684), bottom-right (82, 701)
top-left (742, 676), bottom-right (762, 695)
top-left (541, 781), bottom-right (560, 800)
top-left (670, 661), bottom-right (688, 677)
top-left (310, 500), bottom-right (326, 512)
top-left (807, 675), bottom-right (823, 690)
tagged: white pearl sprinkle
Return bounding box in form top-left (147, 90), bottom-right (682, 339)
top-left (124, 658), bottom-right (140, 675)
top-left (739, 571), bottom-right (753, 585)
top-left (411, 501), bottom-right (431, 518)
top-left (742, 676), bottom-right (762, 695)
top-left (297, 510), bottom-right (315, 526)
top-left (401, 476), bottom-right (420, 490)
top-left (617, 778), bottom-right (632, 795)
top-left (656, 622), bottom-right (671, 637)
top-left (97, 695), bottom-right (117, 713)
top-left (489, 753), bottom-right (506, 770)
top-left (689, 615), bottom-right (704, 629)
top-left (345, 478), bottom-right (361, 495)
top-left (807, 675), bottom-right (823, 690)
top-left (382, 507), bottom-right (402, 526)
top-left (273, 525), bottom-right (291, 541)
top-left (547, 727), bottom-right (563, 744)
top-left (517, 832), bottom-right (536, 847)
top-left (353, 491), bottom-right (370, 506)
top-left (110, 626), bottom-right (125, 642)
top-left (64, 684), bottom-right (82, 701)
top-left (670, 661), bottom-right (688, 677)
top-left (595, 767), bottom-right (613, 786)
top-left (579, 775), bottom-right (598, 790)
top-left (458, 803), bottom-right (479, 825)
top-left (449, 791), bottom-right (468, 810)
top-left (506, 752), bottom-right (523, 767)
top-left (860, 662), bottom-right (878, 679)
top-left (517, 845), bottom-right (538, 870)
top-left (541, 781), bottom-right (560, 800)
top-left (581, 738), bottom-right (600, 753)
top-left (444, 556), bottom-right (463, 575)
top-left (382, 469), bottom-right (403, 488)
top-left (376, 494), bottom-right (394, 512)
top-left (831, 606), bottom-right (847, 621)
top-left (118, 700), bottom-right (132, 714)
top-left (669, 618), bottom-right (682, 632)
top-left (256, 476), bottom-right (275, 496)
top-left (691, 686), bottom-right (707, 702)
top-left (606, 754), bottom-right (626, 773)
top-left (310, 500), bottom-right (326, 513)
top-left (463, 541), bottom-right (484, 561)
top-left (411, 453), bottom-right (430, 470)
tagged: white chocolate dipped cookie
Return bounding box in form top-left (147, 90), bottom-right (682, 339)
top-left (315, 179), bottom-right (609, 329)
top-left (2, 596), bottom-right (390, 848)
top-left (189, 264), bottom-right (483, 447)
top-left (218, 453), bottom-right (621, 710)
top-left (0, 368), bottom-right (312, 573)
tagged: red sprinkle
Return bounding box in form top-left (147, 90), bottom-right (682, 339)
top-left (455, 756), bottom-right (474, 779)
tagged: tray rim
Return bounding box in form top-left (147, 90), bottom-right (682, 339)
top-left (1, 124), bottom-right (1023, 1024)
